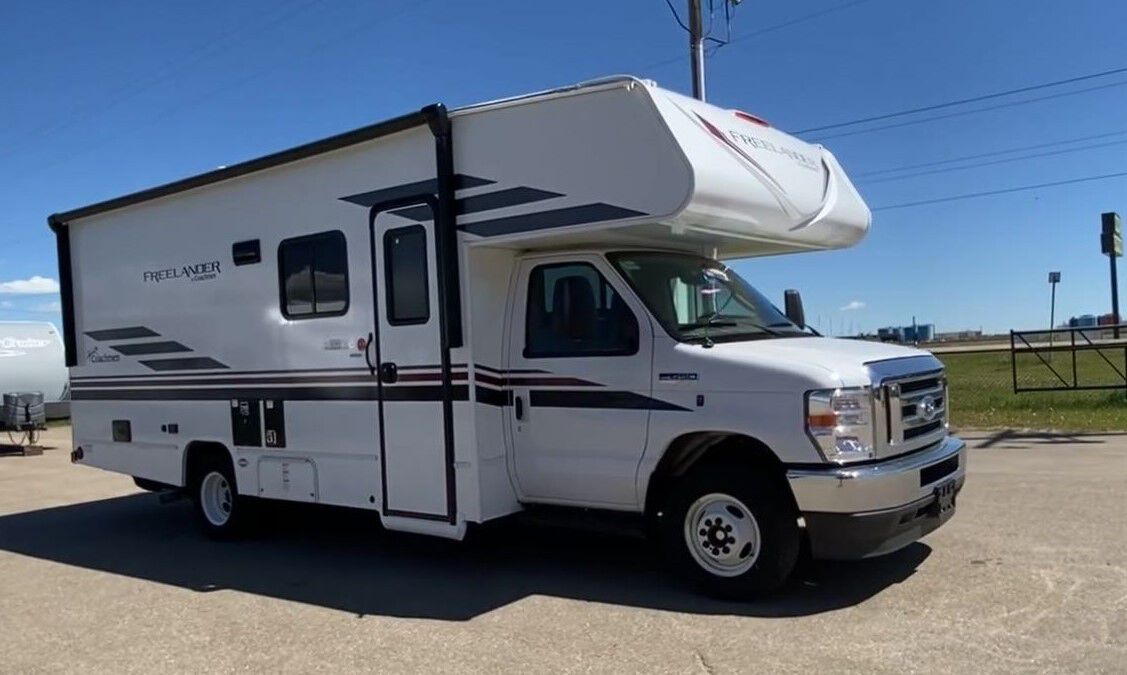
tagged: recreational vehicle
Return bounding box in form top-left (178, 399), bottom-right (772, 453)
top-left (0, 321), bottom-right (68, 420)
top-left (50, 77), bottom-right (964, 597)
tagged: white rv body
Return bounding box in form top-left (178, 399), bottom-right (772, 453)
top-left (52, 78), bottom-right (964, 590)
top-left (0, 321), bottom-right (68, 419)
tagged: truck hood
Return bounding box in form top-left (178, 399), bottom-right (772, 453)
top-left (673, 337), bottom-right (931, 390)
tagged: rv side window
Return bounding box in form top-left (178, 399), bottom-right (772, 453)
top-left (383, 225), bottom-right (430, 325)
top-left (278, 231), bottom-right (349, 319)
top-left (524, 262), bottom-right (638, 358)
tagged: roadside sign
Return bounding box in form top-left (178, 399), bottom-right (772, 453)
top-left (1048, 271), bottom-right (1061, 283)
top-left (1102, 212), bottom-right (1123, 257)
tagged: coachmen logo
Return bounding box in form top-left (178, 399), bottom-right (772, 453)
top-left (917, 395), bottom-right (939, 422)
top-left (143, 260), bottom-right (221, 284)
top-left (87, 346), bottom-right (120, 364)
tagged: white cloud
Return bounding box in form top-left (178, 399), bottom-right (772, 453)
top-left (0, 300), bottom-right (13, 309)
top-left (840, 300), bottom-right (866, 311)
top-left (33, 300), bottom-right (61, 313)
top-left (0, 276), bottom-right (60, 295)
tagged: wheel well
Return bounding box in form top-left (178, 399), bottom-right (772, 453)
top-left (644, 432), bottom-right (794, 517)
top-left (183, 441), bottom-right (234, 487)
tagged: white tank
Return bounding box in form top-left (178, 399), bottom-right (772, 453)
top-left (0, 322), bottom-right (68, 417)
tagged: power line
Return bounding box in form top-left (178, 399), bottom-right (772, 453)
top-left (640, 0), bottom-right (877, 73)
top-left (855, 128), bottom-right (1127, 177)
top-left (797, 63), bottom-right (1127, 134)
top-left (0, 0), bottom-right (327, 158)
top-left (22, 0), bottom-right (438, 179)
top-left (871, 171), bottom-right (1127, 211)
top-left (861, 137), bottom-right (1127, 185)
top-left (807, 77), bottom-right (1127, 142)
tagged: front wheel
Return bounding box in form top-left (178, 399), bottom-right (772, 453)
top-left (659, 465), bottom-right (800, 599)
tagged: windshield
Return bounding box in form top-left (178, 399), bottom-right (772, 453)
top-left (608, 251), bottom-right (806, 344)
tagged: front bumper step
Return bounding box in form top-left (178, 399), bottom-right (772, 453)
top-left (787, 436), bottom-right (967, 559)
top-left (803, 478), bottom-right (964, 559)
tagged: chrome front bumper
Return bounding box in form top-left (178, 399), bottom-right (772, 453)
top-left (786, 436), bottom-right (967, 559)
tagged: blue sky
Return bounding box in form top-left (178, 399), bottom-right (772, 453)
top-left (1, 0), bottom-right (1125, 335)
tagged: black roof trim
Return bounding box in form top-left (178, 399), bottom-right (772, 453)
top-left (48, 107), bottom-right (436, 227)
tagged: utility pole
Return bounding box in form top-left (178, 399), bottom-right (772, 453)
top-left (688, 0), bottom-right (706, 100)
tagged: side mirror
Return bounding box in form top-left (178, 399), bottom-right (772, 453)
top-left (784, 289), bottom-right (805, 328)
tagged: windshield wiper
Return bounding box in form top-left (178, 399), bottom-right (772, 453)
top-left (767, 321), bottom-right (820, 336)
top-left (679, 320), bottom-right (738, 330)
top-left (682, 318), bottom-right (785, 347)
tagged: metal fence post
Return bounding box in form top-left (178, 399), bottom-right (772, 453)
top-left (1072, 329), bottom-right (1077, 388)
top-left (1010, 330), bottom-right (1017, 393)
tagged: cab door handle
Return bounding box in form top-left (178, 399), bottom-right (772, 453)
top-left (514, 395), bottom-right (525, 420)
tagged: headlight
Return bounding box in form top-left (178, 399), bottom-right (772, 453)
top-left (805, 387), bottom-right (876, 463)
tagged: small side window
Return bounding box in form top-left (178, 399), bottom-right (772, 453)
top-left (524, 262), bottom-right (638, 358)
top-left (384, 225), bottom-right (430, 325)
top-left (278, 231), bottom-right (349, 319)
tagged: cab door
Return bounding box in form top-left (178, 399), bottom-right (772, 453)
top-left (506, 255), bottom-right (654, 506)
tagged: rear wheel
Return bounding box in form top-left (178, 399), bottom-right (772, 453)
top-left (191, 456), bottom-right (252, 539)
top-left (660, 465), bottom-right (800, 599)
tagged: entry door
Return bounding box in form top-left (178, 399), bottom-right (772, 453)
top-left (372, 210), bottom-right (450, 519)
top-left (506, 255), bottom-right (654, 507)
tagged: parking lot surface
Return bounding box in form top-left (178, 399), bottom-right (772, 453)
top-left (1, 426), bottom-right (1125, 673)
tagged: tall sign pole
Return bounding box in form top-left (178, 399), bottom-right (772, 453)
top-left (688, 0), bottom-right (706, 100)
top-left (1048, 271), bottom-right (1060, 355)
top-left (1102, 212), bottom-right (1123, 339)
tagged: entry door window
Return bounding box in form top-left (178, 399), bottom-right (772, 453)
top-left (383, 225), bottom-right (430, 325)
top-left (524, 263), bottom-right (638, 358)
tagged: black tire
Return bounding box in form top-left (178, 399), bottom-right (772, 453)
top-left (659, 464), bottom-right (800, 599)
top-left (190, 454), bottom-right (253, 539)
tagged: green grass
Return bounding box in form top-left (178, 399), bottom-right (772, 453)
top-left (940, 350), bottom-right (1127, 431)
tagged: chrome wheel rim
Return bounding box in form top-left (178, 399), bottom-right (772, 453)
top-left (683, 493), bottom-right (761, 577)
top-left (200, 471), bottom-right (233, 527)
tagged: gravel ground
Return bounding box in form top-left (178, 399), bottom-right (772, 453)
top-left (1, 426), bottom-right (1124, 673)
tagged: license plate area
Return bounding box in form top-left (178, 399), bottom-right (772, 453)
top-left (929, 478), bottom-right (957, 519)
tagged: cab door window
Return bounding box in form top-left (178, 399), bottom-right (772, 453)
top-left (524, 262), bottom-right (638, 358)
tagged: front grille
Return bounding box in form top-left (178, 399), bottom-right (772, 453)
top-left (879, 369), bottom-right (948, 454)
top-left (904, 419), bottom-right (943, 440)
top-left (899, 376), bottom-right (940, 394)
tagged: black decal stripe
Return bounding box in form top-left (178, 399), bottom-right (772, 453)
top-left (389, 187), bottom-right (563, 221)
top-left (72, 385), bottom-right (470, 402)
top-left (529, 389), bottom-right (690, 412)
top-left (508, 376), bottom-right (603, 387)
top-left (473, 365), bottom-right (548, 375)
top-left (110, 341), bottom-right (192, 355)
top-left (70, 364), bottom-right (466, 382)
top-left (72, 375), bottom-right (395, 389)
top-left (461, 203), bottom-right (647, 237)
top-left (340, 175), bottom-right (493, 208)
top-left (85, 327), bottom-right (159, 341)
top-left (140, 357), bottom-right (229, 371)
top-left (473, 372), bottom-right (506, 387)
top-left (471, 373), bottom-right (602, 388)
top-left (473, 385), bottom-right (511, 407)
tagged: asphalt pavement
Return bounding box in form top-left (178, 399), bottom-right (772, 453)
top-left (1, 426), bottom-right (1124, 673)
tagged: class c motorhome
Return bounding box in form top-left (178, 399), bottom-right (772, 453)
top-left (50, 77), bottom-right (965, 597)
